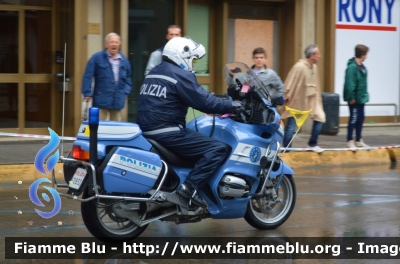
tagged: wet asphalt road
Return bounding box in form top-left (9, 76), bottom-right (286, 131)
top-left (1, 164), bottom-right (400, 264)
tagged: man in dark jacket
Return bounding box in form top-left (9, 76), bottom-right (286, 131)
top-left (343, 44), bottom-right (369, 148)
top-left (137, 36), bottom-right (243, 209)
top-left (82, 32), bottom-right (132, 121)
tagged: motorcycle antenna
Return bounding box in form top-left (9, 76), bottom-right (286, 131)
top-left (279, 130), bottom-right (298, 158)
top-left (60, 41), bottom-right (67, 158)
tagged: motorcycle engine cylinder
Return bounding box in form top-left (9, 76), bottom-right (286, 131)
top-left (218, 175), bottom-right (249, 198)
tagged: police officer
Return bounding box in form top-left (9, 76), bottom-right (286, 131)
top-left (137, 36), bottom-right (243, 209)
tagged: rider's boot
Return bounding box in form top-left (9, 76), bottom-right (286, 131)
top-left (176, 183), bottom-right (208, 209)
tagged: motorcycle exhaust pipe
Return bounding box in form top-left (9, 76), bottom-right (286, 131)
top-left (175, 216), bottom-right (202, 225)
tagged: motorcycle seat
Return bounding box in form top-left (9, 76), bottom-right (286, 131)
top-left (146, 138), bottom-right (196, 168)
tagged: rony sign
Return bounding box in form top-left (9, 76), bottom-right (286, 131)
top-left (334, 0), bottom-right (400, 118)
top-left (337, 0), bottom-right (397, 30)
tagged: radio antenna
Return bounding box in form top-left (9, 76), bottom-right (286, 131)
top-left (61, 42), bottom-right (67, 158)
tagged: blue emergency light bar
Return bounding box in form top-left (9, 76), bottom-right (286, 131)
top-left (88, 107), bottom-right (99, 125)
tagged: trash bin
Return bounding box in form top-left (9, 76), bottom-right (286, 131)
top-left (321, 92), bottom-right (339, 135)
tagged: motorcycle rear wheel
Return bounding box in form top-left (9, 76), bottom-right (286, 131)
top-left (81, 188), bottom-right (148, 243)
top-left (244, 174), bottom-right (296, 230)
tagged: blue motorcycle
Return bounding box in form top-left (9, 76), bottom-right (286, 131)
top-left (55, 62), bottom-right (296, 242)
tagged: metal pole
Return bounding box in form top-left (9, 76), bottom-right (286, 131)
top-left (88, 108), bottom-right (99, 192)
top-left (61, 42), bottom-right (67, 157)
top-left (280, 127), bottom-right (301, 158)
top-left (89, 108), bottom-right (99, 165)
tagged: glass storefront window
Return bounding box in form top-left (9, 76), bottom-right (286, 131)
top-left (0, 0), bottom-right (52, 7)
top-left (0, 4), bottom-right (53, 130)
top-left (25, 10), bottom-right (51, 73)
top-left (188, 4), bottom-right (210, 76)
top-left (127, 0), bottom-right (175, 122)
top-left (25, 83), bottom-right (50, 128)
top-left (0, 83), bottom-right (18, 128)
top-left (0, 11), bottom-right (18, 74)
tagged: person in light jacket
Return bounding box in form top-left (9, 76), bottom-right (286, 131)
top-left (144, 25), bottom-right (181, 76)
top-left (251, 47), bottom-right (284, 99)
top-left (281, 44), bottom-right (326, 153)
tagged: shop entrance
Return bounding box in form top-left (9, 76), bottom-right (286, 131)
top-left (0, 1), bottom-right (53, 133)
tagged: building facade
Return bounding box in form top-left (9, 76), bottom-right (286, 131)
top-left (0, 0), bottom-right (343, 136)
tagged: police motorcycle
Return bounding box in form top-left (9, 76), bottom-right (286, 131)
top-left (54, 62), bottom-right (296, 242)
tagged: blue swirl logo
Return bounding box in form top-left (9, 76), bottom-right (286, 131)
top-left (30, 128), bottom-right (62, 219)
top-left (34, 128), bottom-right (60, 175)
top-left (29, 178), bottom-right (62, 219)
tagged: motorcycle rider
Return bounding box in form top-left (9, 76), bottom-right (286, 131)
top-left (136, 36), bottom-right (243, 209)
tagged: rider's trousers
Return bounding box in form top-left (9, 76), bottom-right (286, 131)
top-left (144, 128), bottom-right (230, 190)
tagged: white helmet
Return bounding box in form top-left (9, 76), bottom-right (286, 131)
top-left (162, 36), bottom-right (206, 72)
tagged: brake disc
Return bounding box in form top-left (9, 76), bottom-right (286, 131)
top-left (107, 204), bottom-right (129, 222)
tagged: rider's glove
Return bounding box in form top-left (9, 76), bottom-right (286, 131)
top-left (232, 101), bottom-right (245, 113)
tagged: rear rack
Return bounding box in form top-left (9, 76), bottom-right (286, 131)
top-left (52, 157), bottom-right (168, 203)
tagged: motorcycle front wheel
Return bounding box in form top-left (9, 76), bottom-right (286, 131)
top-left (244, 174), bottom-right (296, 230)
top-left (81, 188), bottom-right (148, 243)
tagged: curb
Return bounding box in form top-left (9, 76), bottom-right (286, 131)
top-left (282, 148), bottom-right (398, 169)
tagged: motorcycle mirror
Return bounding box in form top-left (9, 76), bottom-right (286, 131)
top-left (235, 78), bottom-right (243, 88)
top-left (272, 96), bottom-right (284, 106)
top-left (231, 67), bottom-right (242, 73)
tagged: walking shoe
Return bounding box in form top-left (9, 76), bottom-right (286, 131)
top-left (308, 145), bottom-right (324, 153)
top-left (347, 140), bottom-right (356, 148)
top-left (176, 183), bottom-right (208, 209)
top-left (356, 139), bottom-right (369, 148)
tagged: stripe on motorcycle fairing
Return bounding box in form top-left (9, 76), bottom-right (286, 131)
top-left (107, 154), bottom-right (161, 179)
top-left (107, 162), bottom-right (159, 179)
top-left (145, 74), bottom-right (178, 84)
top-left (229, 143), bottom-right (277, 165)
top-left (77, 124), bottom-right (140, 139)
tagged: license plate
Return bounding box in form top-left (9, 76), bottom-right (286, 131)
top-left (69, 168), bottom-right (87, 190)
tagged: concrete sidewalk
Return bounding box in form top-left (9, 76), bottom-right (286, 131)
top-left (291, 123), bottom-right (400, 149)
top-left (0, 124), bottom-right (399, 167)
top-left (282, 124), bottom-right (400, 168)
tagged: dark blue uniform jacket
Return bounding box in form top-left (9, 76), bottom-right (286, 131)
top-left (137, 61), bottom-right (232, 132)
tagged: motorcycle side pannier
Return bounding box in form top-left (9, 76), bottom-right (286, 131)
top-left (102, 147), bottom-right (163, 194)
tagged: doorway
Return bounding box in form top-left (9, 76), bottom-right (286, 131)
top-left (228, 3), bottom-right (280, 72)
top-left (0, 2), bottom-right (53, 133)
top-left (127, 0), bottom-right (176, 122)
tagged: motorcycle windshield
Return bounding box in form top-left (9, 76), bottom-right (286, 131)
top-left (223, 62), bottom-right (271, 102)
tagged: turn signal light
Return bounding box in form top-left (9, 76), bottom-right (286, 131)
top-left (71, 145), bottom-right (90, 160)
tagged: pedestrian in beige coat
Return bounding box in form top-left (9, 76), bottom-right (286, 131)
top-left (282, 44), bottom-right (326, 153)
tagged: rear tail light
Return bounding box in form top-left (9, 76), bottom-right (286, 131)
top-left (71, 145), bottom-right (90, 160)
